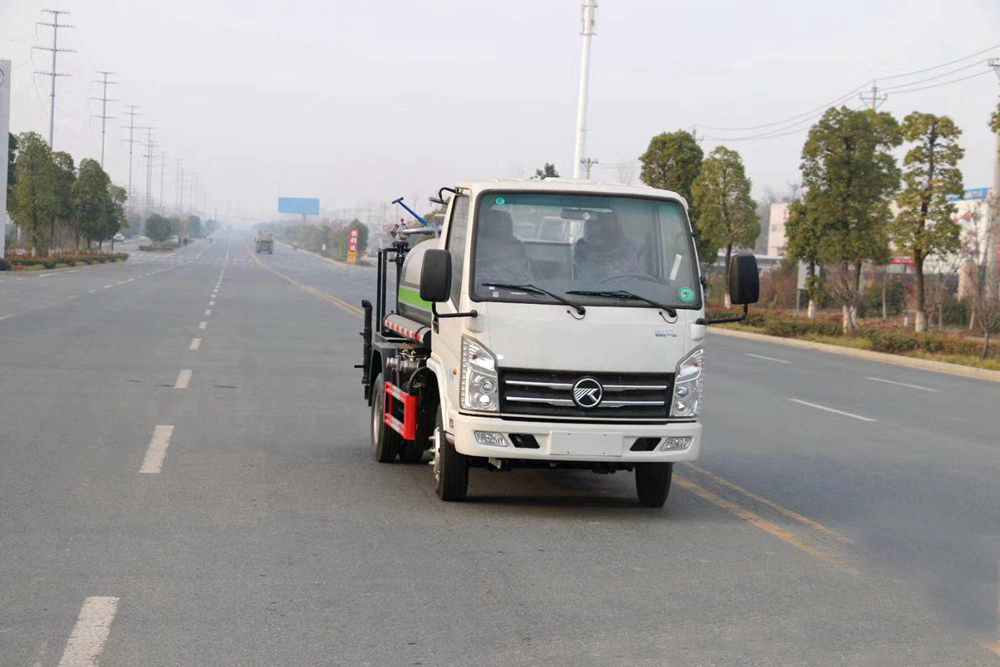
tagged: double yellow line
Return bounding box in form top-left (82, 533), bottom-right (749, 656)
top-left (246, 243), bottom-right (363, 318)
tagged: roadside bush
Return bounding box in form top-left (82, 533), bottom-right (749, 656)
top-left (857, 279), bottom-right (905, 318)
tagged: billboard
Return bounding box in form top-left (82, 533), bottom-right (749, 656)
top-left (278, 197), bottom-right (320, 215)
top-left (947, 188), bottom-right (990, 202)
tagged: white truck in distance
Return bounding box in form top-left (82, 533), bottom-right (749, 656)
top-left (359, 179), bottom-right (759, 507)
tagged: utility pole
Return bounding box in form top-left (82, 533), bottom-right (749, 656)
top-left (572, 0), bottom-right (597, 179)
top-left (33, 10), bottom-right (74, 149)
top-left (158, 150), bottom-right (168, 213)
top-left (1, 60), bottom-right (11, 259)
top-left (176, 160), bottom-right (185, 212)
top-left (121, 105), bottom-right (140, 205)
top-left (91, 71), bottom-right (117, 167)
top-left (580, 157), bottom-right (598, 179)
top-left (859, 80), bottom-right (887, 111)
top-left (988, 59), bottom-right (1000, 298)
top-left (141, 127), bottom-right (156, 212)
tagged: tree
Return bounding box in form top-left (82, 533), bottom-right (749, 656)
top-left (49, 151), bottom-right (75, 251)
top-left (532, 163), bottom-right (559, 180)
top-left (888, 113), bottom-right (964, 332)
top-left (10, 132), bottom-right (56, 256)
top-left (639, 130), bottom-right (710, 259)
top-left (784, 198), bottom-right (824, 318)
top-left (71, 159), bottom-right (112, 248)
top-left (106, 185), bottom-right (128, 249)
top-left (990, 102), bottom-right (1000, 133)
top-left (6, 133), bottom-right (16, 208)
top-left (145, 213), bottom-right (172, 243)
top-left (797, 107), bottom-right (901, 333)
top-left (186, 215), bottom-right (203, 238)
top-left (691, 146), bottom-right (758, 305)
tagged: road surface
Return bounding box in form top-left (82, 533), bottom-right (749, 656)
top-left (1, 234), bottom-right (997, 666)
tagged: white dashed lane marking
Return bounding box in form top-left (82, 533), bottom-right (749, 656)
top-left (189, 338), bottom-right (202, 351)
top-left (787, 398), bottom-right (878, 423)
top-left (867, 377), bottom-right (937, 392)
top-left (57, 596), bottom-right (120, 667)
top-left (139, 425), bottom-right (174, 474)
top-left (198, 321), bottom-right (207, 330)
top-left (174, 369), bottom-right (192, 389)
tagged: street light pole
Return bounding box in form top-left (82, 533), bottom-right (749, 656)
top-left (572, 0), bottom-right (597, 179)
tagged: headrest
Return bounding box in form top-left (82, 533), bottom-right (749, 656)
top-left (584, 212), bottom-right (620, 241)
top-left (482, 209), bottom-right (514, 239)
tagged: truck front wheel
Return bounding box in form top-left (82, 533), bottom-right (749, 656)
top-left (371, 373), bottom-right (401, 463)
top-left (635, 463), bottom-right (673, 508)
top-left (433, 411), bottom-right (468, 501)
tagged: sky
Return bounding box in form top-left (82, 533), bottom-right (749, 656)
top-left (2, 0), bottom-right (999, 225)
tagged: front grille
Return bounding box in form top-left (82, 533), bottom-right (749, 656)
top-left (499, 369), bottom-right (673, 422)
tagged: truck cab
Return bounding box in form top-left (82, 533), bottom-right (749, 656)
top-left (361, 179), bottom-right (758, 507)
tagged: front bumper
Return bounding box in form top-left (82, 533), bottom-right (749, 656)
top-left (449, 411), bottom-right (702, 463)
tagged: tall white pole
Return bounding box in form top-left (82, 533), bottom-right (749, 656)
top-left (572, 0), bottom-right (597, 179)
top-left (0, 61), bottom-right (11, 259)
top-left (988, 59), bottom-right (1000, 298)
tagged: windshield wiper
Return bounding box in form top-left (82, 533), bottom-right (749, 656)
top-left (566, 289), bottom-right (678, 318)
top-left (483, 283), bottom-right (586, 316)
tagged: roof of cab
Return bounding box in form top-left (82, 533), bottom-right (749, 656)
top-left (453, 178), bottom-right (689, 209)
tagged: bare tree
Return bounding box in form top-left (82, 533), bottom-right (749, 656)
top-left (962, 221), bottom-right (1000, 358)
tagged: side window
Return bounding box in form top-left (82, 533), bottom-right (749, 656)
top-left (446, 195), bottom-right (470, 304)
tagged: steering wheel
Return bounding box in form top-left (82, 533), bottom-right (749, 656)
top-left (600, 273), bottom-right (666, 285)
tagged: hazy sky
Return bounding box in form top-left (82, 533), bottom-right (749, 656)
top-left (2, 0), bottom-right (999, 224)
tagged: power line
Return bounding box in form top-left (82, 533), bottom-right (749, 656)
top-left (879, 59), bottom-right (989, 92)
top-left (91, 70), bottom-right (117, 167)
top-left (32, 9), bottom-right (75, 149)
top-left (698, 43), bottom-right (1000, 134)
top-left (883, 69), bottom-right (993, 96)
top-left (875, 43), bottom-right (1000, 81)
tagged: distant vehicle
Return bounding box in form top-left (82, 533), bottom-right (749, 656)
top-left (113, 233), bottom-right (125, 242)
top-left (255, 232), bottom-right (274, 254)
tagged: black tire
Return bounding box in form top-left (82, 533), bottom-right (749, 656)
top-left (433, 410), bottom-right (468, 501)
top-left (635, 463), bottom-right (673, 508)
top-left (371, 373), bottom-right (401, 463)
top-left (398, 441), bottom-right (425, 464)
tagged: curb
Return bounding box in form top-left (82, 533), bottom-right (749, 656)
top-left (709, 326), bottom-right (1000, 384)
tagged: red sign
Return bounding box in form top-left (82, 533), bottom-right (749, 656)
top-left (348, 228), bottom-right (359, 252)
top-left (889, 257), bottom-right (913, 265)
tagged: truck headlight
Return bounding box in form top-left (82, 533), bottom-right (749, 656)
top-left (671, 347), bottom-right (703, 418)
top-left (461, 336), bottom-right (499, 412)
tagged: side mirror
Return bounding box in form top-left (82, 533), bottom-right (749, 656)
top-left (420, 249), bottom-right (452, 302)
top-left (728, 253), bottom-right (760, 305)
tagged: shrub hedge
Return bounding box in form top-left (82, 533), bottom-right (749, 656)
top-left (710, 308), bottom-right (991, 358)
top-left (4, 253), bottom-right (128, 271)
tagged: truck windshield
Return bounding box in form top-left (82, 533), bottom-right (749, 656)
top-left (470, 192), bottom-right (701, 309)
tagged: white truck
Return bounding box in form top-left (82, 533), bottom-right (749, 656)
top-left (359, 179), bottom-right (759, 506)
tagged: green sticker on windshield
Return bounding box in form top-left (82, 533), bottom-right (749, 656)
top-left (678, 287), bottom-right (695, 303)
top-left (495, 197), bottom-right (506, 205)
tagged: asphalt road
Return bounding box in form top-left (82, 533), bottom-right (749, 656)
top-left (0, 233), bottom-right (997, 666)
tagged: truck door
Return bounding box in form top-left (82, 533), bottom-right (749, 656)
top-left (433, 193), bottom-right (471, 419)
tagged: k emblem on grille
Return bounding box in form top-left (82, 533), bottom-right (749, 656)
top-left (572, 377), bottom-right (603, 408)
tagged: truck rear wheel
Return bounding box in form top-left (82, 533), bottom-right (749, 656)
top-left (635, 463), bottom-right (673, 508)
top-left (371, 372), bottom-right (401, 463)
top-left (433, 411), bottom-right (468, 501)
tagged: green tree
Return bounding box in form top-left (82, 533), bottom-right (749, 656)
top-left (990, 102), bottom-right (1000, 133)
top-left (106, 185), bottom-right (128, 249)
top-left (187, 215), bottom-right (203, 238)
top-left (691, 146), bottom-right (758, 304)
top-left (10, 132), bottom-right (56, 256)
top-left (888, 113), bottom-right (964, 332)
top-left (784, 198), bottom-right (824, 318)
top-left (532, 163), bottom-right (560, 179)
top-left (798, 107), bottom-right (901, 333)
top-left (638, 130), bottom-right (710, 259)
top-left (145, 213), bottom-right (172, 243)
top-left (49, 151), bottom-right (75, 251)
top-left (71, 159), bottom-right (112, 248)
top-left (6, 133), bottom-right (16, 208)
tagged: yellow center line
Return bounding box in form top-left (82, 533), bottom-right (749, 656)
top-left (971, 634), bottom-right (1000, 656)
top-left (247, 242), bottom-right (363, 318)
top-left (685, 463), bottom-right (854, 544)
top-left (674, 475), bottom-right (861, 577)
